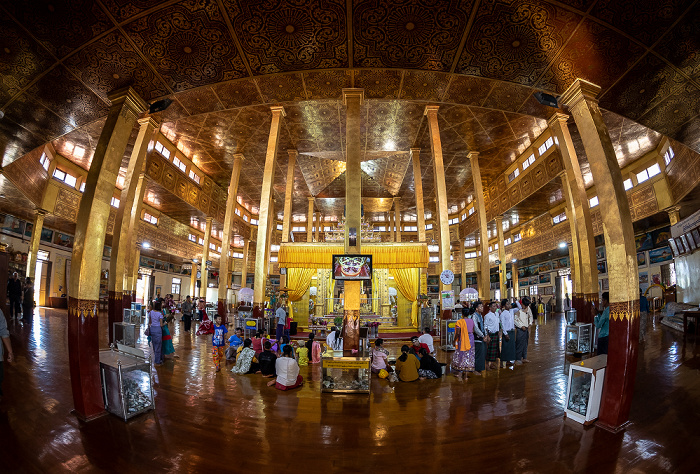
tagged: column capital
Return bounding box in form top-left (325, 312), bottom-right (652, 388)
top-left (467, 151), bottom-right (479, 162)
top-left (410, 147), bottom-right (421, 153)
top-left (287, 149), bottom-right (298, 158)
top-left (560, 79), bottom-right (602, 109)
top-left (546, 112), bottom-right (570, 128)
top-left (34, 208), bottom-right (48, 216)
top-left (495, 214), bottom-right (503, 223)
top-left (232, 153), bottom-right (245, 162)
top-left (270, 105), bottom-right (286, 117)
top-left (107, 86), bottom-right (148, 116)
top-left (424, 105), bottom-right (440, 116)
top-left (137, 115), bottom-right (161, 128)
top-left (205, 216), bottom-right (214, 224)
top-left (665, 205), bottom-right (681, 214)
top-left (307, 196), bottom-right (315, 202)
top-left (342, 88), bottom-right (364, 106)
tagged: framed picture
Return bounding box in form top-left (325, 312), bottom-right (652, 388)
top-left (53, 232), bottom-right (74, 248)
top-left (639, 272), bottom-right (649, 284)
top-left (649, 246), bottom-right (673, 264)
top-left (692, 228), bottom-right (700, 249)
top-left (685, 232), bottom-right (697, 251)
top-left (40, 228), bottom-right (53, 243)
top-left (597, 261), bottom-right (607, 274)
top-left (529, 276), bottom-right (538, 285)
top-left (539, 272), bottom-right (551, 284)
top-left (602, 278), bottom-right (609, 291)
top-left (680, 235), bottom-right (690, 255)
top-left (596, 246), bottom-right (606, 261)
top-left (675, 237), bottom-right (686, 254)
top-left (25, 222), bottom-right (34, 238)
top-left (538, 261), bottom-right (552, 273)
top-left (652, 274), bottom-right (661, 285)
top-left (669, 238), bottom-right (679, 257)
top-left (0, 214), bottom-right (25, 236)
top-left (637, 252), bottom-right (647, 267)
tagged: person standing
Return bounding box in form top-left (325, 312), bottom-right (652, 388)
top-left (639, 289), bottom-right (649, 342)
top-left (22, 277), bottom-right (34, 322)
top-left (211, 314), bottom-right (227, 372)
top-left (197, 298), bottom-right (206, 321)
top-left (451, 307), bottom-right (475, 380)
top-left (6, 272), bottom-right (22, 320)
top-left (564, 293), bottom-right (572, 312)
top-left (275, 302), bottom-right (286, 344)
top-left (469, 301), bottom-right (486, 375)
top-left (181, 295), bottom-right (194, 333)
top-left (514, 296), bottom-right (534, 364)
top-left (1, 309), bottom-right (15, 402)
top-left (148, 301), bottom-right (165, 365)
top-left (484, 301), bottom-right (501, 370)
top-left (500, 299), bottom-right (516, 368)
top-left (595, 292), bottom-right (610, 355)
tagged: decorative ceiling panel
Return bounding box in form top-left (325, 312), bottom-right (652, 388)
top-left (352, 0), bottom-right (474, 70)
top-left (3, 93), bottom-right (74, 143)
top-left (652, 2), bottom-right (700, 80)
top-left (457, 0), bottom-right (582, 85)
top-left (256, 73), bottom-right (307, 103)
top-left (360, 152), bottom-right (410, 196)
top-left (122, 0), bottom-right (248, 91)
top-left (304, 70), bottom-right (351, 99)
top-left (224, 0), bottom-right (348, 74)
top-left (297, 154), bottom-right (346, 196)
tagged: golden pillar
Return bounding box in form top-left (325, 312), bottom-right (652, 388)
top-left (411, 148), bottom-right (426, 243)
top-left (460, 238), bottom-right (467, 291)
top-left (191, 260), bottom-right (198, 298)
top-left (218, 153), bottom-right (244, 319)
top-left (549, 112), bottom-right (598, 321)
top-left (130, 244), bottom-right (141, 302)
top-left (425, 106), bottom-right (451, 301)
top-left (469, 152), bottom-right (490, 301)
top-left (200, 217), bottom-right (213, 301)
top-left (307, 196), bottom-right (315, 242)
top-left (560, 175), bottom-right (583, 311)
top-left (315, 211), bottom-right (321, 242)
top-left (666, 206), bottom-right (681, 226)
top-left (281, 150), bottom-right (297, 243)
top-left (254, 106), bottom-right (285, 312)
top-left (496, 216), bottom-right (507, 300)
top-left (240, 239), bottom-right (250, 289)
top-left (108, 116), bottom-right (159, 340)
top-left (265, 197), bottom-right (276, 276)
top-left (124, 172), bottom-right (148, 302)
top-left (342, 88), bottom-right (364, 354)
top-left (512, 261), bottom-right (519, 300)
top-left (561, 78), bottom-right (639, 432)
top-left (388, 211), bottom-right (394, 241)
top-left (26, 209), bottom-right (47, 281)
top-left (68, 87), bottom-right (146, 420)
top-left (394, 198), bottom-right (401, 242)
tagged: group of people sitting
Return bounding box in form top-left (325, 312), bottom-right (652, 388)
top-left (370, 337), bottom-right (444, 382)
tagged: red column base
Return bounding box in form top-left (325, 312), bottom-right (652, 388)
top-left (122, 293), bottom-right (132, 311)
top-left (68, 297), bottom-right (105, 421)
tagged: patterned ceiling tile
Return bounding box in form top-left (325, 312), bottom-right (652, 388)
top-left (353, 69), bottom-right (402, 99)
top-left (52, 127), bottom-right (95, 170)
top-left (507, 113), bottom-right (546, 141)
top-left (399, 70), bottom-right (450, 101)
top-left (360, 153), bottom-right (411, 195)
top-left (122, 0), bottom-right (248, 92)
top-left (101, 0), bottom-right (169, 23)
top-left (611, 118), bottom-right (662, 169)
top-left (224, 0), bottom-right (347, 74)
top-left (0, 19), bottom-right (55, 105)
top-left (517, 92), bottom-right (560, 119)
top-left (3, 93), bottom-right (73, 142)
top-left (0, 118), bottom-right (45, 167)
top-left (211, 78), bottom-right (262, 109)
top-left (297, 154), bottom-right (346, 195)
top-left (442, 74), bottom-right (494, 106)
top-left (638, 81), bottom-right (700, 140)
top-left (652, 2), bottom-right (700, 80)
top-left (675, 115), bottom-right (700, 154)
top-left (591, 0), bottom-right (694, 47)
top-left (481, 81), bottom-right (533, 112)
top-left (353, 0), bottom-right (474, 70)
top-left (150, 97), bottom-right (189, 123)
top-left (27, 65), bottom-right (109, 127)
top-left (2, 0), bottom-right (112, 58)
top-left (552, 0), bottom-right (595, 11)
top-left (537, 19), bottom-right (646, 94)
top-left (176, 86), bottom-right (224, 116)
top-left (457, 0), bottom-right (582, 85)
top-left (256, 73), bottom-right (307, 102)
top-left (303, 70), bottom-right (351, 99)
top-left (65, 31), bottom-right (169, 103)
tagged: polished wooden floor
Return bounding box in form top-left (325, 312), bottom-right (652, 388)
top-left (1, 308), bottom-right (699, 473)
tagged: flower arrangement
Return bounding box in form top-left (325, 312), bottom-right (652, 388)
top-left (334, 316), bottom-right (343, 328)
top-left (364, 321), bottom-right (380, 328)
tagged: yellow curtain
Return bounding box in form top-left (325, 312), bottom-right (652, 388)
top-left (278, 243), bottom-right (428, 269)
top-left (390, 268), bottom-right (419, 327)
top-left (287, 268), bottom-right (315, 302)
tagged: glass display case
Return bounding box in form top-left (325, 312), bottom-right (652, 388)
top-left (100, 345), bottom-right (154, 421)
top-left (321, 356), bottom-right (371, 394)
top-left (565, 323), bottom-right (592, 354)
top-left (565, 354), bottom-right (607, 425)
top-left (112, 322), bottom-right (137, 347)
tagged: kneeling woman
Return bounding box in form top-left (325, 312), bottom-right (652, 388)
top-left (395, 345), bottom-right (420, 382)
top-left (231, 339), bottom-right (260, 374)
top-left (268, 345), bottom-right (304, 391)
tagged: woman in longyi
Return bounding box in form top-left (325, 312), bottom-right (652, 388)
top-left (451, 307), bottom-right (475, 380)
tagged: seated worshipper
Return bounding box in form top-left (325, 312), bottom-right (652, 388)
top-left (394, 345), bottom-right (421, 382)
top-left (371, 338), bottom-right (393, 374)
top-left (418, 348), bottom-right (442, 379)
top-left (231, 338), bottom-right (260, 375)
top-left (267, 345), bottom-right (303, 391)
top-left (226, 328), bottom-right (244, 360)
top-left (251, 331), bottom-right (267, 357)
top-left (410, 336), bottom-right (431, 357)
top-left (306, 333), bottom-right (322, 364)
top-left (279, 335), bottom-right (290, 355)
top-left (257, 341), bottom-right (277, 378)
top-left (296, 340), bottom-right (309, 366)
top-left (418, 327), bottom-right (435, 354)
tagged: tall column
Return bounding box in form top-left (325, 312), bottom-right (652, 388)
top-left (190, 260), bottom-right (198, 298)
top-left (561, 79), bottom-right (639, 432)
top-left (265, 197), bottom-right (276, 276)
top-left (26, 209), bottom-right (47, 281)
top-left (307, 197), bottom-right (315, 242)
top-left (560, 175), bottom-right (583, 316)
top-left (343, 88), bottom-right (364, 354)
top-left (425, 106), bottom-right (451, 309)
top-left (496, 216), bottom-right (507, 299)
top-left (411, 148), bottom-right (426, 243)
top-left (281, 150), bottom-right (297, 243)
top-left (460, 238), bottom-right (467, 291)
top-left (200, 217), bottom-right (213, 301)
top-left (68, 87), bottom-right (146, 421)
top-left (549, 113), bottom-right (598, 322)
top-left (218, 153), bottom-right (244, 319)
top-left (240, 239), bottom-right (250, 289)
top-left (394, 198), bottom-right (401, 242)
top-left (388, 211), bottom-right (394, 241)
top-left (123, 172), bottom-right (148, 305)
top-left (512, 261), bottom-right (519, 299)
top-left (108, 116), bottom-right (159, 341)
top-left (254, 106), bottom-right (285, 313)
top-left (470, 152), bottom-right (490, 301)
top-left (130, 244), bottom-right (141, 302)
top-left (315, 211), bottom-right (321, 242)
top-left (666, 206), bottom-right (681, 226)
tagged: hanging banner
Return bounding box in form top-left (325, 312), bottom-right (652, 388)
top-left (441, 290), bottom-right (454, 310)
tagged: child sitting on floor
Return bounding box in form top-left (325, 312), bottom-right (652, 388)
top-left (296, 340), bottom-right (309, 366)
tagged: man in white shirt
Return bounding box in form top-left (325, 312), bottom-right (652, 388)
top-left (514, 297), bottom-right (534, 364)
top-left (418, 327), bottom-right (435, 355)
top-left (484, 302), bottom-right (500, 370)
top-left (267, 345), bottom-right (303, 391)
top-left (275, 302), bottom-right (286, 344)
top-left (500, 299), bottom-right (516, 368)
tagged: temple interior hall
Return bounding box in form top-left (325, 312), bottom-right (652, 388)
top-left (0, 0), bottom-right (699, 472)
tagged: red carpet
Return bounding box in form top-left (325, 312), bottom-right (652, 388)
top-left (290, 330), bottom-right (422, 341)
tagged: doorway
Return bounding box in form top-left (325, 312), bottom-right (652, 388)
top-left (33, 259), bottom-right (51, 307)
